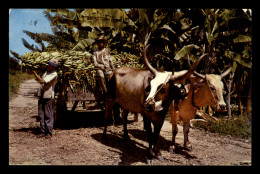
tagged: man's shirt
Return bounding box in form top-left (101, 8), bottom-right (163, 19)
top-left (93, 48), bottom-right (114, 71)
top-left (38, 70), bottom-right (58, 99)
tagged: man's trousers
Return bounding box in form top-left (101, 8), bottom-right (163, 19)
top-left (38, 98), bottom-right (54, 135)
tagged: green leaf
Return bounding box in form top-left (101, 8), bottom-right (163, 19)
top-left (232, 61), bottom-right (237, 73)
top-left (233, 35), bottom-right (251, 43)
top-left (224, 50), bottom-right (251, 68)
top-left (219, 9), bottom-right (237, 21)
top-left (211, 21), bottom-right (218, 35)
top-left (72, 38), bottom-right (95, 51)
top-left (206, 32), bottom-right (214, 44)
top-left (79, 9), bottom-right (127, 30)
top-left (174, 44), bottom-right (200, 61)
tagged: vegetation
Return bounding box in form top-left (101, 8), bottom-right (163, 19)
top-left (192, 114), bottom-right (251, 139)
top-left (9, 69), bottom-right (34, 99)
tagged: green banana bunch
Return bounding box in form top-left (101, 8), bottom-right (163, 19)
top-left (21, 50), bottom-right (98, 93)
top-left (112, 52), bottom-right (144, 69)
top-left (21, 51), bottom-right (93, 71)
top-left (21, 50), bottom-right (142, 94)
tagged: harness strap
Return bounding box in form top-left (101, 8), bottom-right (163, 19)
top-left (192, 85), bottom-right (200, 109)
top-left (150, 73), bottom-right (171, 100)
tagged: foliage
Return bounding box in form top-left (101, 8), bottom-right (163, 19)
top-left (9, 56), bottom-right (20, 70)
top-left (192, 114), bottom-right (251, 139)
top-left (9, 69), bottom-right (34, 98)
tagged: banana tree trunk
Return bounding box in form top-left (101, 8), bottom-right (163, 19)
top-left (246, 69), bottom-right (252, 116)
top-left (227, 72), bottom-right (234, 118)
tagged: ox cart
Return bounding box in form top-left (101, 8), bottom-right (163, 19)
top-left (66, 80), bottom-right (104, 112)
top-left (54, 78), bottom-right (106, 127)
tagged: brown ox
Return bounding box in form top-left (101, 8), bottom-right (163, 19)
top-left (169, 67), bottom-right (232, 152)
top-left (102, 45), bottom-right (206, 163)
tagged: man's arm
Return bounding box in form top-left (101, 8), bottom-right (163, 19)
top-left (93, 52), bottom-right (105, 71)
top-left (32, 70), bottom-right (45, 84)
top-left (107, 49), bottom-right (115, 70)
top-left (109, 57), bottom-right (115, 70)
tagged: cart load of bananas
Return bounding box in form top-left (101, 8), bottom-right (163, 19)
top-left (21, 50), bottom-right (142, 94)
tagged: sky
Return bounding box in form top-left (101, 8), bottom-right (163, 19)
top-left (9, 9), bottom-right (53, 58)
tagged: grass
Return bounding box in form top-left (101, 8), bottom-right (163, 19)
top-left (192, 114), bottom-right (251, 139)
top-left (9, 69), bottom-right (34, 99)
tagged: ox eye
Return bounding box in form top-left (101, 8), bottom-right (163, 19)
top-left (159, 84), bottom-right (167, 93)
top-left (145, 85), bottom-right (151, 94)
top-left (209, 84), bottom-right (215, 91)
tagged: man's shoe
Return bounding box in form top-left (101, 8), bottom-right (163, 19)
top-left (45, 134), bottom-right (52, 139)
top-left (36, 133), bottom-right (45, 138)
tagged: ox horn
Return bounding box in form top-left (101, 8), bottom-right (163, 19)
top-left (220, 67), bottom-right (232, 79)
top-left (171, 53), bottom-right (208, 83)
top-left (143, 44), bottom-right (158, 76)
top-left (187, 53), bottom-right (206, 79)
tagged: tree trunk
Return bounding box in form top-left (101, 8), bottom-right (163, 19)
top-left (246, 69), bottom-right (252, 116)
top-left (227, 72), bottom-right (234, 118)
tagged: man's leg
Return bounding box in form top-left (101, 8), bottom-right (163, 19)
top-left (38, 99), bottom-right (46, 135)
top-left (44, 98), bottom-right (54, 136)
top-left (97, 69), bottom-right (107, 93)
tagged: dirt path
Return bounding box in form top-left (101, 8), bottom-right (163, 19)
top-left (9, 79), bottom-right (251, 165)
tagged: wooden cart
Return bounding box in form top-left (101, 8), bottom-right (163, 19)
top-left (66, 80), bottom-right (105, 112)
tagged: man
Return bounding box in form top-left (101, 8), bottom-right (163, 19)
top-left (92, 36), bottom-right (121, 124)
top-left (32, 59), bottom-right (58, 139)
top-left (92, 35), bottom-right (115, 93)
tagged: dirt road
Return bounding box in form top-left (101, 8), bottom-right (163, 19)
top-left (9, 79), bottom-right (251, 165)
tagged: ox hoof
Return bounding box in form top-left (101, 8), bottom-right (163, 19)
top-left (168, 145), bottom-right (176, 153)
top-left (155, 154), bottom-right (164, 161)
top-left (184, 144), bottom-right (193, 152)
top-left (146, 159), bottom-right (154, 165)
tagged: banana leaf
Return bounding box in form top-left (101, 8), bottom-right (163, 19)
top-left (233, 35), bottom-right (251, 43)
top-left (224, 50), bottom-right (251, 68)
top-left (80, 9), bottom-right (128, 30)
top-left (174, 44), bottom-right (200, 61)
top-left (219, 9), bottom-right (237, 21)
top-left (72, 38), bottom-right (95, 51)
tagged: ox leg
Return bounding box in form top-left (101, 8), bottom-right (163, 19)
top-left (152, 121), bottom-right (164, 161)
top-left (122, 110), bottom-right (130, 141)
top-left (113, 103), bottom-right (122, 125)
top-left (102, 98), bottom-right (114, 140)
top-left (143, 115), bottom-right (154, 164)
top-left (169, 103), bottom-right (179, 153)
top-left (183, 121), bottom-right (192, 151)
top-left (169, 111), bottom-right (179, 153)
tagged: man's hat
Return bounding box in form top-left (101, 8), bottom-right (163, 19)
top-left (49, 59), bottom-right (58, 68)
top-left (96, 35), bottom-right (107, 43)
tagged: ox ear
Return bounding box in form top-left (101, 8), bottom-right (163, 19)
top-left (220, 67), bottom-right (232, 79)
